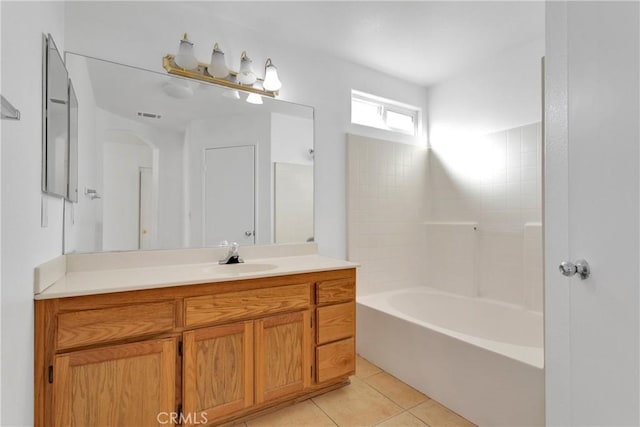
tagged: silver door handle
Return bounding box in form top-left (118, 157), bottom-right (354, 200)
top-left (559, 259), bottom-right (590, 280)
top-left (245, 231), bottom-right (253, 237)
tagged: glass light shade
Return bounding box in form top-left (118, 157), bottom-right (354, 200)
top-left (238, 52), bottom-right (257, 85)
top-left (246, 93), bottom-right (263, 105)
top-left (222, 74), bottom-right (241, 99)
top-left (174, 33), bottom-right (198, 71)
top-left (207, 43), bottom-right (229, 78)
top-left (262, 59), bottom-right (282, 91)
top-left (162, 79), bottom-right (194, 99)
top-left (222, 89), bottom-right (241, 100)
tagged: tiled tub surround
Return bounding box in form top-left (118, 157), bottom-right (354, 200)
top-left (426, 123), bottom-right (543, 310)
top-left (347, 125), bottom-right (543, 426)
top-left (346, 134), bottom-right (428, 296)
top-left (347, 123), bottom-right (543, 309)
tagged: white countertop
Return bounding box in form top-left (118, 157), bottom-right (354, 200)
top-left (35, 254), bottom-right (357, 300)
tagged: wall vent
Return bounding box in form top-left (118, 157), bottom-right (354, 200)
top-left (137, 111), bottom-right (162, 119)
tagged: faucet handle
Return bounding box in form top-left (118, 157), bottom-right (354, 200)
top-left (229, 242), bottom-right (239, 254)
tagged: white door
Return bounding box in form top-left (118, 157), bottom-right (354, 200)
top-left (203, 146), bottom-right (255, 246)
top-left (138, 167), bottom-right (153, 250)
top-left (545, 3), bottom-right (640, 425)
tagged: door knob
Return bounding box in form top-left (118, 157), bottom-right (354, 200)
top-left (559, 259), bottom-right (590, 280)
top-left (245, 231), bottom-right (254, 237)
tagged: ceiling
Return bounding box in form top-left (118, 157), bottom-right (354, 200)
top-left (191, 1), bottom-right (545, 87)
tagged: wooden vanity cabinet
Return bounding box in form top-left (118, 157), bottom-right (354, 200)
top-left (182, 321), bottom-right (254, 423)
top-left (53, 338), bottom-right (177, 427)
top-left (315, 277), bottom-right (356, 383)
top-left (35, 268), bottom-right (355, 427)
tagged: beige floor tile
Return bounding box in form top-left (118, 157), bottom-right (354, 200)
top-left (364, 372), bottom-right (429, 409)
top-left (312, 376), bottom-right (402, 426)
top-left (356, 355), bottom-right (383, 378)
top-left (410, 400), bottom-right (476, 427)
top-left (246, 400), bottom-right (336, 427)
top-left (375, 411), bottom-right (429, 427)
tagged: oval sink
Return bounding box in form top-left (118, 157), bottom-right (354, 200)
top-left (203, 263), bottom-right (278, 275)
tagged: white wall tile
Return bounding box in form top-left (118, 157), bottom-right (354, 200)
top-left (428, 122), bottom-right (543, 309)
top-left (347, 134), bottom-right (427, 296)
top-left (348, 123), bottom-right (542, 311)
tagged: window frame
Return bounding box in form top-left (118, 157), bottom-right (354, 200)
top-left (350, 90), bottom-right (421, 137)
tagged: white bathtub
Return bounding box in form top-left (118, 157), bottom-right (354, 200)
top-left (357, 287), bottom-right (544, 426)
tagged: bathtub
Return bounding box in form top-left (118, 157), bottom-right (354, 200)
top-left (357, 287), bottom-right (544, 426)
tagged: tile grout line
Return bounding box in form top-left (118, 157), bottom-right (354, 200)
top-left (309, 397), bottom-right (339, 427)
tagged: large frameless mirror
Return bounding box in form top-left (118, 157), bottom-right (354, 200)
top-left (63, 53), bottom-right (314, 254)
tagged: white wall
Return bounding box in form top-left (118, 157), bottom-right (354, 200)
top-left (66, 104), bottom-right (184, 253)
top-left (271, 113), bottom-right (314, 165)
top-left (64, 54), bottom-right (99, 253)
top-left (1, 2), bottom-right (65, 425)
top-left (63, 1), bottom-right (428, 259)
top-left (427, 38), bottom-right (544, 144)
top-left (102, 137), bottom-right (153, 251)
top-left (95, 111), bottom-right (184, 251)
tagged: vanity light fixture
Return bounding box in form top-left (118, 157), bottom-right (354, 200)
top-left (246, 92), bottom-right (263, 105)
top-left (222, 74), bottom-right (241, 100)
top-left (174, 33), bottom-right (198, 71)
top-left (262, 59), bottom-right (282, 92)
top-left (208, 43), bottom-right (229, 78)
top-left (163, 33), bottom-right (281, 98)
top-left (238, 51), bottom-right (257, 85)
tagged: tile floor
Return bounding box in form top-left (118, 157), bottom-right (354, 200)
top-left (241, 356), bottom-right (476, 427)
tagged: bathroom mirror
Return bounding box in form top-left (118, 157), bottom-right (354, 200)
top-left (63, 53), bottom-right (314, 254)
top-left (42, 34), bottom-right (69, 198)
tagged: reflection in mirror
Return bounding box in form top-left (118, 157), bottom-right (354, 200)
top-left (68, 80), bottom-right (79, 202)
top-left (64, 53), bottom-right (314, 254)
top-left (42, 34), bottom-right (69, 198)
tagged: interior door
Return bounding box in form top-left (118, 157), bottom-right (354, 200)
top-left (545, 2), bottom-right (640, 425)
top-left (203, 146), bottom-right (255, 246)
top-left (139, 167), bottom-right (153, 249)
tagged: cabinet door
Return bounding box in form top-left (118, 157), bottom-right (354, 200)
top-left (182, 321), bottom-right (253, 424)
top-left (255, 311), bottom-right (311, 404)
top-left (52, 338), bottom-right (176, 427)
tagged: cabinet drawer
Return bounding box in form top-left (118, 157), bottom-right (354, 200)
top-left (316, 337), bottom-right (355, 383)
top-left (317, 302), bottom-right (355, 344)
top-left (185, 283), bottom-right (311, 327)
top-left (316, 278), bottom-right (355, 306)
top-left (57, 302), bottom-right (175, 350)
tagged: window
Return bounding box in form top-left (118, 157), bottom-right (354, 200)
top-left (350, 90), bottom-right (420, 136)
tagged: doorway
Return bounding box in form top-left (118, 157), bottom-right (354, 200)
top-left (203, 145), bottom-right (256, 246)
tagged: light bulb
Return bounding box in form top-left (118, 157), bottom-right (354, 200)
top-left (174, 33), bottom-right (198, 71)
top-left (222, 74), bottom-right (240, 99)
top-left (262, 58), bottom-right (282, 92)
top-left (162, 79), bottom-right (194, 99)
top-left (207, 43), bottom-right (229, 78)
top-left (238, 51), bottom-right (257, 85)
top-left (246, 93), bottom-right (263, 105)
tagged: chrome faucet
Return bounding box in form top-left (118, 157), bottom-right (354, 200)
top-left (219, 241), bottom-right (244, 264)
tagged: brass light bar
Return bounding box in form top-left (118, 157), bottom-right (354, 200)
top-left (162, 54), bottom-right (278, 98)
